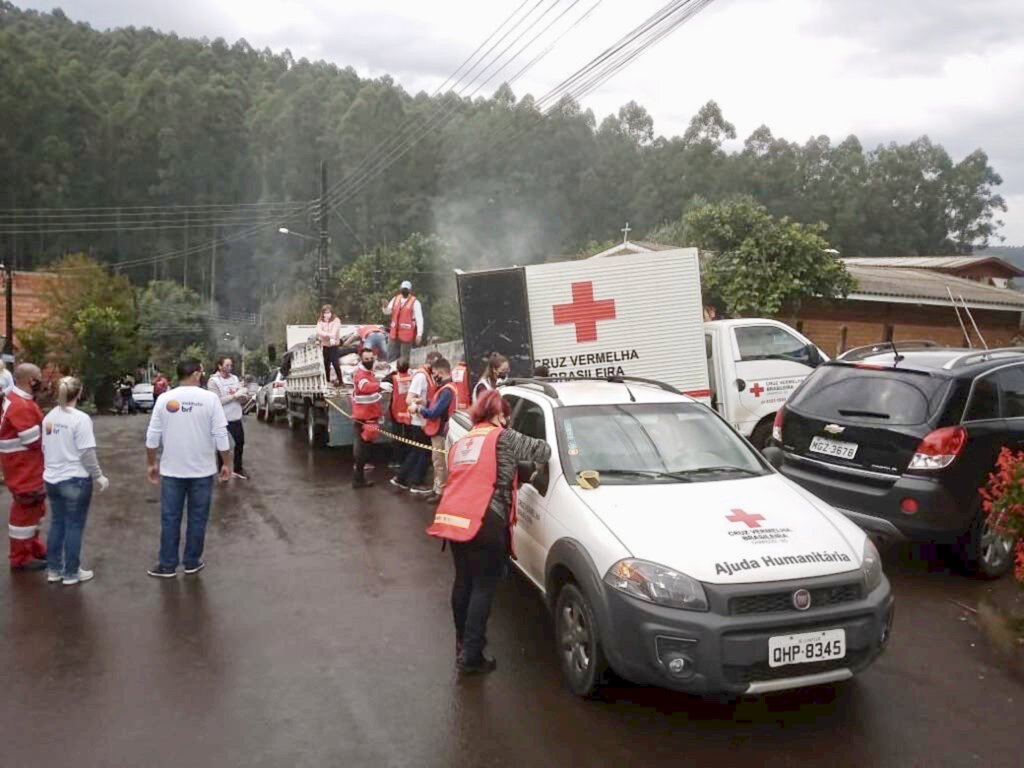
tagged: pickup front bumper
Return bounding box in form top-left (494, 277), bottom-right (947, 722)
top-left (597, 570), bottom-right (893, 696)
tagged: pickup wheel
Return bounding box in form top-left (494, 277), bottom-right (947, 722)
top-left (957, 499), bottom-right (1016, 579)
top-left (554, 582), bottom-right (607, 698)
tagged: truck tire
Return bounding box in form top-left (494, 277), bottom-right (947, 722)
top-left (554, 582), bottom-right (608, 698)
top-left (957, 500), bottom-right (1016, 579)
top-left (306, 406), bottom-right (325, 448)
top-left (749, 416), bottom-right (774, 451)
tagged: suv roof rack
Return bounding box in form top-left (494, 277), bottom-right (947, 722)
top-left (500, 378), bottom-right (563, 405)
top-left (499, 375), bottom-right (683, 405)
top-left (944, 348), bottom-right (1024, 369)
top-left (838, 340), bottom-right (940, 362)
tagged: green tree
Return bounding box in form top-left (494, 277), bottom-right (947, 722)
top-left (71, 304), bottom-right (138, 409)
top-left (684, 198), bottom-right (855, 317)
top-left (137, 280), bottom-right (210, 370)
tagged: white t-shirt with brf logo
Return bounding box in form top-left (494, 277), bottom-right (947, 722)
top-left (42, 406), bottom-right (97, 484)
top-left (146, 386), bottom-right (231, 478)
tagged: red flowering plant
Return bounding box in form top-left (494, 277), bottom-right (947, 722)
top-left (980, 447), bottom-right (1024, 583)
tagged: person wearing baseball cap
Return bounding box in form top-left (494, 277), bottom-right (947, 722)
top-left (382, 279), bottom-right (424, 362)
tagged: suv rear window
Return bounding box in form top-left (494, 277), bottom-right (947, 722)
top-left (788, 365), bottom-right (949, 426)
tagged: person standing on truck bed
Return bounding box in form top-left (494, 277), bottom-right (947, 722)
top-left (351, 343), bottom-right (383, 489)
top-left (316, 304), bottom-right (343, 385)
top-left (208, 356), bottom-right (249, 480)
top-left (413, 357), bottom-right (458, 504)
top-left (472, 352), bottom-right (509, 404)
top-left (383, 280), bottom-right (423, 362)
top-left (427, 389), bottom-right (551, 674)
top-left (391, 350), bottom-right (441, 495)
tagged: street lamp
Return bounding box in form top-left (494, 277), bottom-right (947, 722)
top-left (276, 227), bottom-right (315, 241)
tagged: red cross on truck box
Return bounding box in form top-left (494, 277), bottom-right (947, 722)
top-left (553, 282), bottom-right (617, 343)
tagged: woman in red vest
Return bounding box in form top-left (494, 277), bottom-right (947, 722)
top-left (426, 390), bottom-right (551, 674)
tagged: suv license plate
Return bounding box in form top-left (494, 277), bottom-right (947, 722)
top-left (809, 436), bottom-right (858, 460)
top-left (768, 628), bottom-right (846, 668)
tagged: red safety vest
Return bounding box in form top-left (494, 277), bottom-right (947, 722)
top-left (0, 390), bottom-right (44, 494)
top-left (423, 382), bottom-right (459, 437)
top-left (427, 424), bottom-right (505, 543)
top-left (358, 324), bottom-right (384, 339)
top-left (451, 362), bottom-right (471, 411)
top-left (351, 366), bottom-right (382, 422)
top-left (390, 371), bottom-right (412, 424)
top-left (389, 294), bottom-right (418, 342)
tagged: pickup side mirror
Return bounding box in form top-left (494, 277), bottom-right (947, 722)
top-left (762, 446), bottom-right (785, 470)
top-left (518, 461), bottom-right (550, 495)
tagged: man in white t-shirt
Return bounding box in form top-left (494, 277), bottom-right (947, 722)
top-left (207, 355), bottom-right (249, 479)
top-left (145, 357), bottom-right (231, 578)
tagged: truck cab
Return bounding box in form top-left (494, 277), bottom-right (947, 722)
top-left (704, 319), bottom-right (827, 447)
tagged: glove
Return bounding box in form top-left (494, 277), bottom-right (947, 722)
top-left (97, 475), bottom-right (110, 492)
top-left (380, 381), bottom-right (394, 393)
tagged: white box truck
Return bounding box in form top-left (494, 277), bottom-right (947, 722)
top-left (455, 247), bottom-right (827, 447)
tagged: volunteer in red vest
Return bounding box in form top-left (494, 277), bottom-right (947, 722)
top-left (386, 359), bottom-right (412, 469)
top-left (413, 358), bottom-right (458, 504)
top-left (472, 352), bottom-right (510, 404)
top-left (451, 359), bottom-right (471, 411)
top-left (383, 280), bottom-right (423, 362)
top-left (391, 350), bottom-right (440, 494)
top-left (426, 390), bottom-right (551, 674)
top-left (351, 343), bottom-right (383, 489)
top-left (1, 363), bottom-right (48, 570)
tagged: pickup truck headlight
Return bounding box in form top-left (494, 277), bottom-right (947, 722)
top-left (604, 559), bottom-right (708, 612)
top-left (861, 538), bottom-right (883, 593)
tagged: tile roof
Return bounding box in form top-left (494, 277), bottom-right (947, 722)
top-left (846, 264), bottom-right (1024, 311)
top-left (843, 255), bottom-right (1024, 277)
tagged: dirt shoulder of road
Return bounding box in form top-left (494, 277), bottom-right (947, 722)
top-left (977, 577), bottom-right (1024, 682)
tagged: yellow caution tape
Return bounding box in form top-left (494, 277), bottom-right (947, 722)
top-left (323, 398), bottom-right (447, 455)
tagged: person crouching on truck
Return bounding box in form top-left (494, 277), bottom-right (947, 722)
top-left (351, 343), bottom-right (383, 489)
top-left (426, 390), bottom-right (551, 674)
top-left (391, 350), bottom-right (441, 495)
top-left (386, 359), bottom-right (412, 469)
top-left (411, 357), bottom-right (457, 504)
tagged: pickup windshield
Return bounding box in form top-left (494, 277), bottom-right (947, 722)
top-left (555, 403), bottom-right (768, 485)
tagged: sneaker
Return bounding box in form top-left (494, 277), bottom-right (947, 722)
top-left (232, 471), bottom-right (249, 480)
top-left (390, 477), bottom-right (410, 490)
top-left (458, 655), bottom-right (498, 675)
top-left (147, 565), bottom-right (177, 579)
top-left (63, 568), bottom-right (94, 586)
top-left (409, 484), bottom-right (432, 495)
top-left (47, 570), bottom-right (63, 583)
top-left (183, 561), bottom-right (206, 575)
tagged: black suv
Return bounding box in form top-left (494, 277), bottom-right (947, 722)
top-left (772, 344), bottom-right (1022, 578)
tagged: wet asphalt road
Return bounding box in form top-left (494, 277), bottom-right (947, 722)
top-left (2, 415), bottom-right (1022, 768)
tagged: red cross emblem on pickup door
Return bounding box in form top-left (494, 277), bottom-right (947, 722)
top-left (749, 382), bottom-right (765, 398)
top-left (553, 282), bottom-right (617, 343)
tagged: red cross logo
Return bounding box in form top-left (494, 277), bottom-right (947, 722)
top-left (726, 508), bottom-right (765, 528)
top-left (749, 382), bottom-right (764, 398)
top-left (553, 282), bottom-right (617, 343)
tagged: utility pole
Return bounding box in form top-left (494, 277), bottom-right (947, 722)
top-left (2, 258), bottom-right (13, 361)
top-left (318, 160), bottom-right (329, 308)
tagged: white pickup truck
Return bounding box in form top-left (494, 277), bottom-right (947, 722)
top-left (455, 248), bottom-right (827, 447)
top-left (447, 377), bottom-right (894, 697)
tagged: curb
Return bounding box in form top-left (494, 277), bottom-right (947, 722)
top-left (976, 600), bottom-right (1024, 684)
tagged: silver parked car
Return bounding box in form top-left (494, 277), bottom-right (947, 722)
top-left (256, 369), bottom-right (287, 423)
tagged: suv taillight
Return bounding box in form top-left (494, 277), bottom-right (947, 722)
top-left (908, 426), bottom-right (966, 470)
top-left (772, 409), bottom-right (785, 443)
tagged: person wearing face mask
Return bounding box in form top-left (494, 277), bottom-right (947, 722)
top-left (1, 363), bottom-right (49, 570)
top-left (207, 356), bottom-right (249, 480)
top-left (391, 350), bottom-right (441, 494)
top-left (317, 304), bottom-right (343, 385)
top-left (383, 280), bottom-right (424, 362)
top-left (472, 352), bottom-right (510, 404)
top-left (426, 390), bottom-right (551, 674)
top-left (350, 343), bottom-right (383, 489)
top-left (413, 358), bottom-right (458, 504)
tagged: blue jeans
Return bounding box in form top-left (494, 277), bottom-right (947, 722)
top-left (46, 477), bottom-right (94, 578)
top-left (159, 475), bottom-right (215, 570)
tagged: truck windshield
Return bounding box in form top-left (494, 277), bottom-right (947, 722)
top-left (555, 403), bottom-right (768, 485)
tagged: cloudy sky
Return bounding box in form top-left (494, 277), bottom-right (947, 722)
top-left (22, 0), bottom-right (1024, 244)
